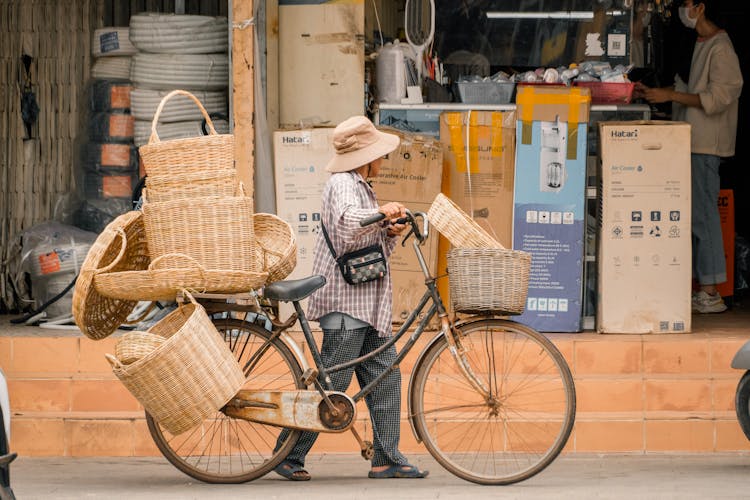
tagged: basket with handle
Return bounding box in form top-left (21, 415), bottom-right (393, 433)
top-left (427, 193), bottom-right (503, 248)
top-left (105, 291), bottom-right (246, 435)
top-left (145, 170), bottom-right (240, 203)
top-left (72, 211), bottom-right (151, 340)
top-left (142, 194), bottom-right (257, 271)
top-left (94, 252), bottom-right (268, 301)
top-left (138, 89), bottom-right (234, 178)
top-left (115, 331), bottom-right (165, 365)
top-left (447, 247), bottom-right (531, 315)
top-left (253, 213), bottom-right (297, 283)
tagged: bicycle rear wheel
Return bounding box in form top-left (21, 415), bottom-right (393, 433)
top-left (411, 318), bottom-right (575, 485)
top-left (147, 317), bottom-right (303, 483)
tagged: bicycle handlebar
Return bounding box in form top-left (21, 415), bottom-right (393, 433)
top-left (359, 212), bottom-right (386, 227)
top-left (359, 210), bottom-right (430, 246)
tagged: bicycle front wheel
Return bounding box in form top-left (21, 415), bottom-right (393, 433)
top-left (411, 318), bottom-right (575, 485)
top-left (147, 317), bottom-right (304, 483)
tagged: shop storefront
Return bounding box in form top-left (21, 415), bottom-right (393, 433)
top-left (2, 0), bottom-right (750, 461)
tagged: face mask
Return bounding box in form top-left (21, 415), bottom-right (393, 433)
top-left (679, 6), bottom-right (697, 29)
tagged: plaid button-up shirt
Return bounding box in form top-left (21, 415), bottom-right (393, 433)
top-left (307, 171), bottom-right (398, 337)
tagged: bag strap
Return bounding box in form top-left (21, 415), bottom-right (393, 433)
top-left (320, 222), bottom-right (339, 260)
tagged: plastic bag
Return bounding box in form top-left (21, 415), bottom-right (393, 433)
top-left (20, 222), bottom-right (97, 318)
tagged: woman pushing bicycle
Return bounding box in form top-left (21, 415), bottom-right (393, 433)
top-left (273, 116), bottom-right (429, 481)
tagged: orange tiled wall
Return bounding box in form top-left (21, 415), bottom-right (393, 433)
top-left (2, 331), bottom-right (750, 456)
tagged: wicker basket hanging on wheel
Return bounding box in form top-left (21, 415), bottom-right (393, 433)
top-left (447, 247), bottom-right (531, 315)
top-left (138, 89), bottom-right (234, 178)
top-left (106, 292), bottom-right (245, 435)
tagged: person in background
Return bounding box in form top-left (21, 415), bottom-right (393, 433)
top-left (273, 116), bottom-right (429, 481)
top-left (635, 0), bottom-right (743, 313)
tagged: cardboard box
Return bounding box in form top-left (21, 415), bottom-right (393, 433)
top-left (278, 1), bottom-right (364, 127)
top-left (273, 128), bottom-right (335, 319)
top-left (439, 111), bottom-right (517, 248)
top-left (513, 86), bottom-right (590, 332)
top-left (370, 129), bottom-right (443, 322)
top-left (597, 121), bottom-right (692, 334)
top-left (717, 189), bottom-right (735, 298)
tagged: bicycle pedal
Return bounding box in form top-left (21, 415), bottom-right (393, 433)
top-left (300, 367), bottom-right (319, 386)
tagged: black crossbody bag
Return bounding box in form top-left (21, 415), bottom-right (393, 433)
top-left (321, 223), bottom-right (387, 285)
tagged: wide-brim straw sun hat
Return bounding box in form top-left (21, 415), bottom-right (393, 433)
top-left (325, 115), bottom-right (400, 173)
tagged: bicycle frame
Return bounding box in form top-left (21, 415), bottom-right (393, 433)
top-left (280, 212), bottom-right (492, 405)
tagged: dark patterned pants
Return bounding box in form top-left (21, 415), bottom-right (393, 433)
top-left (276, 324), bottom-right (408, 468)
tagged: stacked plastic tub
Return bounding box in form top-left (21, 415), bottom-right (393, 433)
top-left (74, 27), bottom-right (139, 234)
top-left (128, 13), bottom-right (230, 148)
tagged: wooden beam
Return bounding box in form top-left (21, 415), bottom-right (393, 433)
top-left (232, 0), bottom-right (255, 203)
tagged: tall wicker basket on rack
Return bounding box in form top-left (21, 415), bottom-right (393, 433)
top-left (427, 193), bottom-right (503, 248)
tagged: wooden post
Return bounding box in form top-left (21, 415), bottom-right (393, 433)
top-left (232, 0), bottom-right (255, 200)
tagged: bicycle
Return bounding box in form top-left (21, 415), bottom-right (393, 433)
top-left (145, 210), bottom-right (576, 485)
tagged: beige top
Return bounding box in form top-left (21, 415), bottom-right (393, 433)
top-left (673, 31), bottom-right (743, 157)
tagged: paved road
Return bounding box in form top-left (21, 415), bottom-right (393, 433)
top-left (10, 453), bottom-right (750, 499)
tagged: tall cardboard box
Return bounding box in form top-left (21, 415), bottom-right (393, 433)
top-left (438, 111), bottom-right (516, 314)
top-left (369, 130), bottom-right (443, 322)
top-left (439, 111), bottom-right (517, 248)
top-left (278, 1), bottom-right (364, 127)
top-left (597, 121), bottom-right (691, 333)
top-left (513, 86), bottom-right (590, 332)
top-left (273, 128), bottom-right (335, 318)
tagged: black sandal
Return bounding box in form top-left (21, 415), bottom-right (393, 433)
top-left (274, 460), bottom-right (311, 481)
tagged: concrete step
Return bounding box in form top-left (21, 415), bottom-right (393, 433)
top-left (3, 311), bottom-right (750, 456)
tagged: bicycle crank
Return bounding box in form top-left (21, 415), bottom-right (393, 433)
top-left (224, 390), bottom-right (356, 433)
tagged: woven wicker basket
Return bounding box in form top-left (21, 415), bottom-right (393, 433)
top-left (254, 213), bottom-right (297, 283)
top-left (427, 193), bottom-right (503, 249)
top-left (138, 90), bottom-right (234, 178)
top-left (106, 292), bottom-right (245, 435)
top-left (72, 211), bottom-right (151, 340)
top-left (115, 331), bottom-right (165, 364)
top-left (142, 195), bottom-right (257, 271)
top-left (145, 170), bottom-right (239, 203)
top-left (94, 253), bottom-right (268, 301)
top-left (447, 247), bottom-right (531, 315)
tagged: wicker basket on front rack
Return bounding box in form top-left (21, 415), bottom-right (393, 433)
top-left (427, 192), bottom-right (531, 314)
top-left (447, 247), bottom-right (531, 315)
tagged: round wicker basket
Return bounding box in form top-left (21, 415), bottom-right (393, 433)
top-left (254, 213), bottom-right (297, 283)
top-left (72, 211), bottom-right (150, 340)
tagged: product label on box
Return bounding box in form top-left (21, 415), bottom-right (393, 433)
top-left (38, 252), bottom-right (61, 275)
top-left (99, 32), bottom-right (121, 53)
top-left (110, 86), bottom-right (132, 109)
top-left (515, 203), bottom-right (583, 328)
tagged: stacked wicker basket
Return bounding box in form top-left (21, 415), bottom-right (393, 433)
top-left (71, 90), bottom-right (298, 435)
top-left (428, 193), bottom-right (531, 315)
